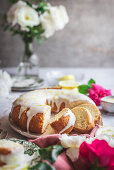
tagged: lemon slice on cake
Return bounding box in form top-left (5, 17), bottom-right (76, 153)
top-left (58, 74), bottom-right (75, 81)
top-left (58, 80), bottom-right (80, 89)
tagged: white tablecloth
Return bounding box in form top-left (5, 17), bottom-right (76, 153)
top-left (0, 67), bottom-right (114, 138)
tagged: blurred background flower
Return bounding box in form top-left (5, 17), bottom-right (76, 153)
top-left (0, 0), bottom-right (69, 79)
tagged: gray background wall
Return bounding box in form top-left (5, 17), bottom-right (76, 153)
top-left (0, 0), bottom-right (114, 68)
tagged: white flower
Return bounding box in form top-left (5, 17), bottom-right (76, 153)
top-left (8, 1), bottom-right (26, 25)
top-left (0, 70), bottom-right (13, 97)
top-left (40, 12), bottom-right (55, 38)
top-left (7, 0), bottom-right (40, 31)
top-left (60, 134), bottom-right (93, 162)
top-left (52, 5), bottom-right (69, 30)
top-left (60, 134), bottom-right (86, 148)
top-left (95, 126), bottom-right (114, 147)
top-left (66, 148), bottom-right (79, 162)
top-left (95, 126), bottom-right (114, 138)
top-left (40, 4), bottom-right (69, 38)
top-left (14, 6), bottom-right (40, 30)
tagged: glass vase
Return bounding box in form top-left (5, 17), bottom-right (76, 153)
top-left (18, 42), bottom-right (39, 79)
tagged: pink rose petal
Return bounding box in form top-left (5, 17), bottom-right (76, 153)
top-left (88, 84), bottom-right (112, 106)
top-left (79, 139), bottom-right (114, 169)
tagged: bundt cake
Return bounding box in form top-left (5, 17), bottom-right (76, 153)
top-left (0, 139), bottom-right (28, 170)
top-left (11, 89), bottom-right (95, 134)
top-left (50, 108), bottom-right (76, 134)
top-left (71, 107), bottom-right (95, 133)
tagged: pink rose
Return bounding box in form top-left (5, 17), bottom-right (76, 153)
top-left (88, 84), bottom-right (112, 106)
top-left (79, 139), bottom-right (114, 170)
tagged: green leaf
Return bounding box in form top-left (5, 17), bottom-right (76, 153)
top-left (78, 85), bottom-right (89, 94)
top-left (3, 24), bottom-right (10, 31)
top-left (39, 145), bottom-right (63, 164)
top-left (28, 161), bottom-right (55, 170)
top-left (10, 0), bottom-right (18, 3)
top-left (38, 38), bottom-right (42, 44)
top-left (33, 0), bottom-right (47, 3)
top-left (39, 29), bottom-right (45, 34)
top-left (36, 35), bottom-right (42, 44)
top-left (25, 1), bottom-right (32, 7)
top-left (88, 78), bottom-right (96, 88)
top-left (35, 2), bottom-right (48, 14)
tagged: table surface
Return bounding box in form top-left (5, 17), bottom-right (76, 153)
top-left (0, 67), bottom-right (114, 139)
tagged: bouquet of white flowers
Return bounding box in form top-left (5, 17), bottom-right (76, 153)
top-left (2, 0), bottom-right (69, 43)
top-left (1, 0), bottom-right (69, 80)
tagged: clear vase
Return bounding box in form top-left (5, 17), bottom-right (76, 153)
top-left (18, 42), bottom-right (39, 79)
top-left (12, 42), bottom-right (44, 91)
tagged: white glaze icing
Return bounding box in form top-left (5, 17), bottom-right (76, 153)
top-left (84, 108), bottom-right (93, 124)
top-left (26, 105), bottom-right (51, 132)
top-left (14, 89), bottom-right (94, 111)
top-left (12, 89), bottom-right (94, 132)
top-left (59, 109), bottom-right (76, 134)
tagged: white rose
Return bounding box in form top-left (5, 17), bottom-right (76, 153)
top-left (40, 11), bottom-right (55, 38)
top-left (14, 6), bottom-right (40, 30)
top-left (60, 134), bottom-right (93, 162)
top-left (7, 0), bottom-right (40, 31)
top-left (7, 1), bottom-right (26, 25)
top-left (51, 5), bottom-right (69, 30)
top-left (60, 134), bottom-right (87, 148)
top-left (40, 4), bottom-right (69, 38)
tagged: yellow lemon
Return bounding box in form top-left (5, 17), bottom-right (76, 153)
top-left (58, 80), bottom-right (80, 89)
top-left (58, 74), bottom-right (75, 81)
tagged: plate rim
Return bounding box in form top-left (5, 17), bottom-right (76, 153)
top-left (11, 78), bottom-right (45, 92)
top-left (9, 113), bottom-right (42, 139)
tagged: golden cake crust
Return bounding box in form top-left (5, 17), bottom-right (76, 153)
top-left (62, 126), bottom-right (74, 134)
top-left (29, 113), bottom-right (44, 133)
top-left (11, 106), bottom-right (44, 133)
top-left (50, 115), bottom-right (70, 133)
top-left (11, 105), bottom-right (20, 126)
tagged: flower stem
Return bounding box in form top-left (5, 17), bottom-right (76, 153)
top-left (23, 42), bottom-right (33, 62)
top-left (22, 42), bottom-right (33, 76)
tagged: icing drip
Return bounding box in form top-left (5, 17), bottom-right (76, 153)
top-left (14, 89), bottom-right (94, 114)
top-left (47, 97), bottom-right (70, 112)
top-left (26, 105), bottom-right (51, 132)
top-left (84, 108), bottom-right (93, 123)
top-left (18, 106), bottom-right (27, 119)
top-left (59, 110), bottom-right (76, 134)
